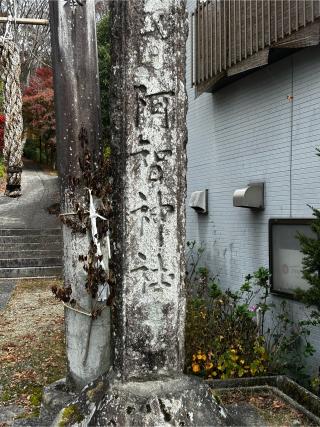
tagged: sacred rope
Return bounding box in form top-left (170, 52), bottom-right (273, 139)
top-left (0, 40), bottom-right (24, 197)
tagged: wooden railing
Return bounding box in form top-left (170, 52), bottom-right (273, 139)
top-left (191, 0), bottom-right (320, 92)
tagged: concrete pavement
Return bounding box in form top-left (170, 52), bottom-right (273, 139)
top-left (0, 160), bottom-right (60, 229)
top-left (0, 160), bottom-right (62, 309)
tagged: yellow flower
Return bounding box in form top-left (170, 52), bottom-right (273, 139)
top-left (197, 352), bottom-right (206, 361)
top-left (230, 349), bottom-right (237, 354)
top-left (192, 354), bottom-right (197, 361)
top-left (205, 362), bottom-right (213, 370)
top-left (192, 363), bottom-right (200, 373)
top-left (240, 359), bottom-right (245, 365)
top-left (212, 371), bottom-right (218, 377)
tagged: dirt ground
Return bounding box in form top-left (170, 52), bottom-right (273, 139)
top-left (217, 388), bottom-right (318, 426)
top-left (0, 279), bottom-right (66, 424)
top-left (0, 175), bottom-right (5, 195)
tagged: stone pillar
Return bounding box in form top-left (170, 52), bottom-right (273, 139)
top-left (88, 1), bottom-right (231, 425)
top-left (110, 0), bottom-right (187, 382)
top-left (49, 0), bottom-right (111, 390)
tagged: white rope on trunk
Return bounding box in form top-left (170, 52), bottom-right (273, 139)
top-left (0, 39), bottom-right (24, 197)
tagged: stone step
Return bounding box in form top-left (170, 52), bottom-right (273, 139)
top-left (0, 257), bottom-right (62, 268)
top-left (2, 242), bottom-right (62, 251)
top-left (0, 235), bottom-right (61, 244)
top-left (0, 266), bottom-right (62, 279)
top-left (0, 250), bottom-right (62, 259)
top-left (0, 228), bottom-right (61, 236)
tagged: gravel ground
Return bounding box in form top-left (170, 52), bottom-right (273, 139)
top-left (0, 279), bottom-right (66, 425)
top-left (0, 282), bottom-right (16, 312)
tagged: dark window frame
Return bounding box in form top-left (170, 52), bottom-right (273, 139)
top-left (269, 218), bottom-right (313, 299)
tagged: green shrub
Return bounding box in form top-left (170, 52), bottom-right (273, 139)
top-left (185, 264), bottom-right (268, 379)
top-left (185, 242), bottom-right (315, 384)
top-left (23, 139), bottom-right (40, 163)
top-left (296, 199), bottom-right (320, 317)
top-left (0, 156), bottom-right (5, 178)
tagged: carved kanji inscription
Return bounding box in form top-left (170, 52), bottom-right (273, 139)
top-left (131, 253), bottom-right (174, 293)
top-left (135, 86), bottom-right (174, 130)
top-left (130, 191), bottom-right (174, 244)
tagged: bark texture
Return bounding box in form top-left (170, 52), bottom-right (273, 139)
top-left (0, 40), bottom-right (24, 197)
top-left (110, 0), bottom-right (188, 381)
top-left (49, 0), bottom-right (111, 390)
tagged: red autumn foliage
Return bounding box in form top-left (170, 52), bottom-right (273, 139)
top-left (23, 67), bottom-right (55, 145)
top-left (0, 114), bottom-right (5, 155)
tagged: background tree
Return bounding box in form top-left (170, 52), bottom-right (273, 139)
top-left (0, 79), bottom-right (4, 110)
top-left (22, 67), bottom-right (55, 166)
top-left (297, 148), bottom-right (320, 325)
top-left (95, 0), bottom-right (109, 21)
top-left (0, 115), bottom-right (4, 155)
top-left (0, 80), bottom-right (4, 155)
top-left (297, 195), bottom-right (320, 320)
top-left (96, 12), bottom-right (110, 144)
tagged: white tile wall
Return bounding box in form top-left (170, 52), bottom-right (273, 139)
top-left (186, 1), bottom-right (320, 376)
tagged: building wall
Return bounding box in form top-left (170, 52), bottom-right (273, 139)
top-left (186, 1), bottom-right (320, 375)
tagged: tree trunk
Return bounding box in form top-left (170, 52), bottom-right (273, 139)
top-left (44, 139), bottom-right (48, 165)
top-left (39, 137), bottom-right (42, 164)
top-left (49, 0), bottom-right (111, 391)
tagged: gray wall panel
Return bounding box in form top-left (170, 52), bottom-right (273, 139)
top-left (187, 0), bottom-right (320, 375)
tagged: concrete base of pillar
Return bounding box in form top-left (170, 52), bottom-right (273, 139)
top-left (52, 374), bottom-right (234, 426)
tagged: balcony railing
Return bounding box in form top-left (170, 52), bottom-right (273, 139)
top-left (191, 0), bottom-right (320, 93)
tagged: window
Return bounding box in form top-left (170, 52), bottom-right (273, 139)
top-left (269, 218), bottom-right (314, 298)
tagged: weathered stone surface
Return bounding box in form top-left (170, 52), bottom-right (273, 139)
top-left (110, 0), bottom-right (188, 382)
top-left (69, 1), bottom-right (234, 425)
top-left (50, 375), bottom-right (233, 426)
top-left (91, 376), bottom-right (232, 426)
top-left (0, 404), bottom-right (24, 425)
top-left (41, 378), bottom-right (76, 421)
top-left (49, 0), bottom-right (111, 390)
